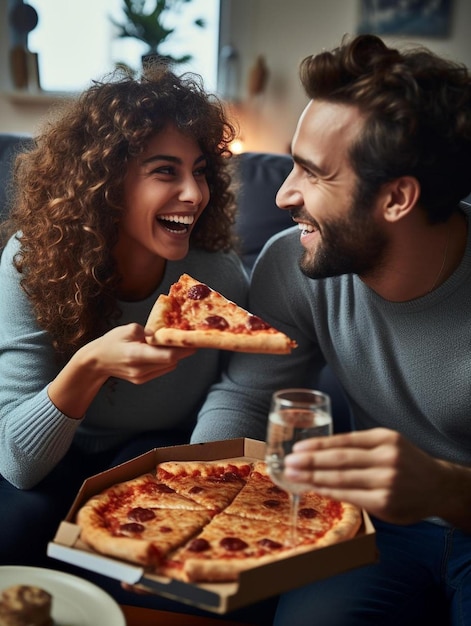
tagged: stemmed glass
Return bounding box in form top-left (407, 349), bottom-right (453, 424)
top-left (265, 388), bottom-right (333, 546)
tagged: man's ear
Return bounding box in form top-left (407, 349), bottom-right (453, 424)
top-left (379, 176), bottom-right (420, 223)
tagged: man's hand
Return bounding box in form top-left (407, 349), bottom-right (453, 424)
top-left (284, 427), bottom-right (471, 529)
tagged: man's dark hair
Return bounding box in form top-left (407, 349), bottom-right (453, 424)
top-left (300, 34), bottom-right (471, 222)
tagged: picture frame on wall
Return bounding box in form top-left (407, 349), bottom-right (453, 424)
top-left (357, 0), bottom-right (454, 37)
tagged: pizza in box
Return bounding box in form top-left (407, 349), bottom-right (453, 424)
top-left (76, 459), bottom-right (362, 583)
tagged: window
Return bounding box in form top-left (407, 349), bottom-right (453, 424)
top-left (27, 0), bottom-right (220, 93)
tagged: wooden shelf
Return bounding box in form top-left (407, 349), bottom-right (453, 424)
top-left (3, 89), bottom-right (77, 104)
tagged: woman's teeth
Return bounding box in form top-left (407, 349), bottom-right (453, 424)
top-left (157, 214), bottom-right (195, 233)
top-left (158, 214), bottom-right (195, 225)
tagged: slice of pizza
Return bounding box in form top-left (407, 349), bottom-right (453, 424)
top-left (157, 512), bottom-right (331, 583)
top-left (78, 503), bottom-right (211, 567)
top-left (156, 460), bottom-right (252, 512)
top-left (102, 473), bottom-right (209, 511)
top-left (145, 273), bottom-right (297, 354)
top-left (225, 461), bottom-right (362, 534)
top-left (224, 461), bottom-right (292, 523)
top-left (76, 474), bottom-right (211, 567)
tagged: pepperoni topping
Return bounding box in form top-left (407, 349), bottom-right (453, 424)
top-left (220, 537), bottom-right (248, 551)
top-left (262, 499), bottom-right (282, 509)
top-left (187, 538), bottom-right (211, 552)
top-left (204, 315), bottom-right (229, 330)
top-left (127, 507), bottom-right (156, 522)
top-left (159, 526), bottom-right (172, 533)
top-left (119, 522), bottom-right (145, 534)
top-left (153, 483), bottom-right (174, 493)
top-left (258, 537), bottom-right (283, 550)
top-left (139, 481), bottom-right (174, 495)
top-left (247, 315), bottom-right (270, 331)
top-left (189, 486), bottom-right (204, 494)
top-left (222, 471), bottom-right (243, 483)
top-left (188, 284), bottom-right (211, 300)
top-left (298, 507), bottom-right (318, 519)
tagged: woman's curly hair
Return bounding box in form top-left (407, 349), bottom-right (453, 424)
top-left (5, 64), bottom-right (237, 360)
top-left (300, 34), bottom-right (471, 222)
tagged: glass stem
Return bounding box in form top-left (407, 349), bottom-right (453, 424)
top-left (289, 492), bottom-right (300, 547)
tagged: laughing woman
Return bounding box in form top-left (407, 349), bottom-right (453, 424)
top-left (0, 65), bottom-right (247, 569)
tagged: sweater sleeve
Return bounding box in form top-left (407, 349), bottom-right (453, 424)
top-left (191, 229), bottom-right (326, 444)
top-left (0, 237), bottom-right (81, 489)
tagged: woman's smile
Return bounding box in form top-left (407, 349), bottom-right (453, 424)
top-left (156, 212), bottom-right (196, 235)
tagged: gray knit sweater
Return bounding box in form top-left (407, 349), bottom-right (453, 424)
top-left (193, 210), bottom-right (471, 470)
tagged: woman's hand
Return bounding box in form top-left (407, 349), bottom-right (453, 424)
top-left (48, 323), bottom-right (196, 419)
top-left (88, 323), bottom-right (196, 384)
top-left (283, 427), bottom-right (461, 526)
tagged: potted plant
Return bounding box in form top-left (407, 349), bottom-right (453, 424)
top-left (111, 0), bottom-right (205, 66)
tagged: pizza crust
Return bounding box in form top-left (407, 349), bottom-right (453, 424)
top-left (179, 544), bottom-right (321, 582)
top-left (148, 327), bottom-right (294, 353)
top-left (320, 501), bottom-right (363, 544)
top-left (167, 551), bottom-right (308, 583)
top-left (157, 510), bottom-right (361, 583)
top-left (145, 294), bottom-right (171, 334)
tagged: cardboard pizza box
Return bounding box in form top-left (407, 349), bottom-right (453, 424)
top-left (47, 438), bottom-right (378, 614)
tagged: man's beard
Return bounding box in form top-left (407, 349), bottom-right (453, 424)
top-left (298, 199), bottom-right (387, 280)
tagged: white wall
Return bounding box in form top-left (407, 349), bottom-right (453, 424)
top-left (1, 0), bottom-right (471, 151)
top-left (220, 0), bottom-right (471, 153)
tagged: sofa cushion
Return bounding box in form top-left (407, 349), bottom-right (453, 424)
top-left (233, 152), bottom-right (294, 271)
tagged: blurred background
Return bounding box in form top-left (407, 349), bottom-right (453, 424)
top-left (1, 0), bottom-right (470, 154)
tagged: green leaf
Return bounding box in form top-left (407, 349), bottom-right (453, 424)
top-left (110, 0), bottom-right (205, 58)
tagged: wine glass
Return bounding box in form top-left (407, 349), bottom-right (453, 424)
top-left (265, 388), bottom-right (333, 546)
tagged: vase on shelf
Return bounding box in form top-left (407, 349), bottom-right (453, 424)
top-left (10, 46), bottom-right (40, 91)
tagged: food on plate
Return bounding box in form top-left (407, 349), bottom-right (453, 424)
top-left (0, 584), bottom-right (53, 626)
top-left (145, 273), bottom-right (297, 354)
top-left (76, 459), bottom-right (362, 582)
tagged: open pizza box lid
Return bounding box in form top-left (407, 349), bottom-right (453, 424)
top-left (48, 438), bottom-right (378, 614)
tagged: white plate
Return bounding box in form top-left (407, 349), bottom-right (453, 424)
top-left (0, 566), bottom-right (125, 626)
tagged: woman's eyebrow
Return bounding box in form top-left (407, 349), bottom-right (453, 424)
top-left (142, 154), bottom-right (181, 165)
top-left (141, 154), bottom-right (207, 166)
